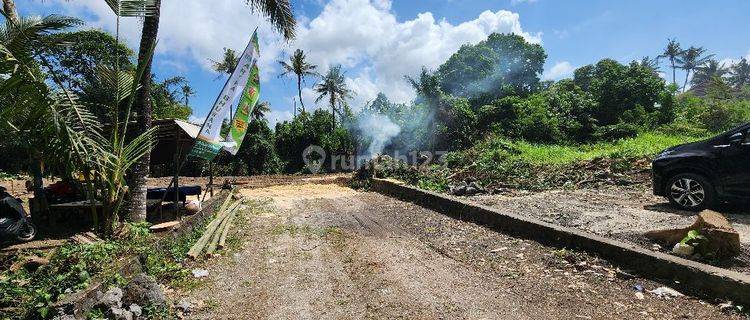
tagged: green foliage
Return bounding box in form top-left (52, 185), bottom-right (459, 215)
top-left (274, 109), bottom-right (355, 173)
top-left (574, 59), bottom-right (667, 127)
top-left (437, 33), bottom-right (546, 103)
top-left (151, 76), bottom-right (193, 120)
top-left (45, 30), bottom-right (134, 93)
top-left (1, 240), bottom-right (124, 318)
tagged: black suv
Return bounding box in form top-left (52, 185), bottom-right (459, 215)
top-left (652, 123), bottom-right (750, 211)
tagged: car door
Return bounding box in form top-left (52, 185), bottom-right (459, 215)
top-left (716, 127), bottom-right (750, 198)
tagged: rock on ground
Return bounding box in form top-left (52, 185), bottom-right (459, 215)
top-left (123, 273), bottom-right (166, 307)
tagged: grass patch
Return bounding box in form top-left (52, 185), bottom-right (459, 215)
top-left (362, 131), bottom-right (712, 192)
top-left (502, 132), bottom-right (705, 166)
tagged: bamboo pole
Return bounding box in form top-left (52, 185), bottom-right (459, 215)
top-left (217, 206), bottom-right (238, 249)
top-left (186, 191), bottom-right (235, 259)
top-left (206, 200), bottom-right (241, 254)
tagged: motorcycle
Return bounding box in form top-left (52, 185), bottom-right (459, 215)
top-left (0, 188), bottom-right (37, 242)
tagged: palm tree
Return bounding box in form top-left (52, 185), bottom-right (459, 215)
top-left (279, 49), bottom-right (317, 113)
top-left (211, 47), bottom-right (239, 77)
top-left (314, 65), bottom-right (352, 131)
top-left (680, 46), bottom-right (714, 93)
top-left (252, 101), bottom-right (271, 120)
top-left (181, 84), bottom-right (195, 107)
top-left (125, 0), bottom-right (162, 221)
top-left (729, 57), bottom-right (750, 89)
top-left (2, 0), bottom-right (18, 22)
top-left (125, 0), bottom-right (297, 221)
top-left (638, 56), bottom-right (661, 76)
top-left (658, 39), bottom-right (683, 85)
top-left (1, 13), bottom-right (157, 236)
top-left (0, 14), bottom-right (88, 218)
top-left (691, 59), bottom-right (728, 87)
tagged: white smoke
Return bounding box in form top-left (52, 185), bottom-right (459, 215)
top-left (357, 113), bottom-right (401, 158)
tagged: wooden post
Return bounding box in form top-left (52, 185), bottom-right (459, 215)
top-left (209, 162), bottom-right (214, 197)
top-left (173, 129), bottom-right (181, 218)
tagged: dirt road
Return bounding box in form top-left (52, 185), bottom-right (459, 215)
top-left (178, 183), bottom-right (738, 319)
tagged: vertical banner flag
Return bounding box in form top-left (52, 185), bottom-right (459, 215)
top-left (223, 35), bottom-right (260, 155)
top-left (189, 30), bottom-right (259, 161)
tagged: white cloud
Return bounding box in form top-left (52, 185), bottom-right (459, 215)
top-left (52, 0), bottom-right (540, 110)
top-left (51, 0), bottom-right (288, 79)
top-left (267, 110), bottom-right (293, 128)
top-left (291, 0), bottom-right (541, 107)
top-left (719, 49), bottom-right (750, 68)
top-left (543, 61), bottom-right (575, 80)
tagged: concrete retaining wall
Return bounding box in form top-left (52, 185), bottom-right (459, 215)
top-left (371, 178), bottom-right (750, 305)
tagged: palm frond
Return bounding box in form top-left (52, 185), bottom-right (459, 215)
top-left (246, 0), bottom-right (296, 40)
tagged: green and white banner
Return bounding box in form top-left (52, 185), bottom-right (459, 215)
top-left (189, 30), bottom-right (259, 161)
top-left (223, 37), bottom-right (260, 155)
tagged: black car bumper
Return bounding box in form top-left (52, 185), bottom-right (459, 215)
top-left (652, 171), bottom-right (665, 196)
top-left (651, 161), bottom-right (667, 196)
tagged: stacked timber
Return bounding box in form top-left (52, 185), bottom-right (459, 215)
top-left (187, 191), bottom-right (243, 259)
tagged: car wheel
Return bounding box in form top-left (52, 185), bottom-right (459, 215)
top-left (666, 173), bottom-right (714, 211)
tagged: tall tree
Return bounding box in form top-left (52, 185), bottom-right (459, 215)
top-left (314, 65), bottom-right (352, 131)
top-left (436, 33), bottom-right (546, 103)
top-left (181, 84), bottom-right (195, 107)
top-left (638, 56), bottom-right (661, 75)
top-left (729, 57), bottom-right (750, 89)
top-left (658, 38), bottom-right (683, 85)
top-left (126, 0), bottom-right (162, 221)
top-left (125, 0), bottom-right (297, 220)
top-left (279, 49), bottom-right (317, 113)
top-left (680, 46), bottom-right (713, 93)
top-left (2, 0), bottom-right (17, 23)
top-left (211, 47), bottom-right (239, 76)
top-left (690, 59), bottom-right (728, 92)
top-left (252, 101), bottom-right (271, 120)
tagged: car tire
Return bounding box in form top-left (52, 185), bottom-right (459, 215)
top-left (666, 173), bottom-right (714, 211)
top-left (16, 222), bottom-right (36, 242)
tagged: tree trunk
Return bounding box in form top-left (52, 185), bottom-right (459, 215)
top-left (683, 69), bottom-right (690, 93)
top-left (125, 0), bottom-right (161, 222)
top-left (30, 154), bottom-right (49, 220)
top-left (2, 0), bottom-right (18, 23)
top-left (330, 95), bottom-right (336, 132)
top-left (671, 59), bottom-right (676, 85)
top-left (297, 74), bottom-right (305, 113)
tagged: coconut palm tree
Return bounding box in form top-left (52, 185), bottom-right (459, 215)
top-left (680, 46), bottom-right (714, 93)
top-left (0, 14), bottom-right (89, 217)
top-left (729, 57), bottom-right (750, 89)
top-left (252, 101), bottom-right (271, 120)
top-left (181, 84), bottom-right (195, 107)
top-left (126, 0), bottom-right (297, 221)
top-left (1, 13), bottom-right (157, 235)
top-left (638, 56), bottom-right (661, 76)
top-left (2, 0), bottom-right (17, 22)
top-left (691, 60), bottom-right (728, 87)
top-left (211, 48), bottom-right (240, 77)
top-left (279, 49), bottom-right (317, 113)
top-left (314, 65), bottom-right (352, 131)
top-left (658, 39), bottom-right (683, 85)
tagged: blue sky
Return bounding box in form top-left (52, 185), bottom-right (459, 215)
top-left (22, 0), bottom-right (750, 126)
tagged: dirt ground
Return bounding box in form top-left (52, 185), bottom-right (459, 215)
top-left (178, 183), bottom-right (741, 319)
top-left (467, 184), bottom-right (750, 273)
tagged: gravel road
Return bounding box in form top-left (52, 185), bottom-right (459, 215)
top-left (178, 183), bottom-right (740, 319)
top-left (468, 184), bottom-right (750, 273)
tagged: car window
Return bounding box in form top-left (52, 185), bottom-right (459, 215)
top-left (745, 129), bottom-right (750, 143)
